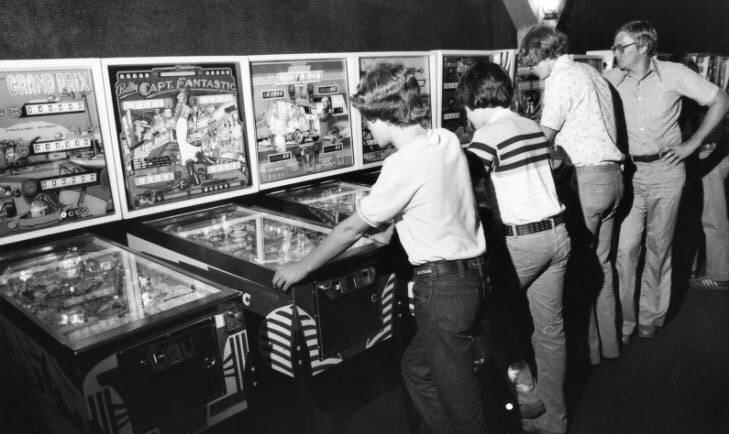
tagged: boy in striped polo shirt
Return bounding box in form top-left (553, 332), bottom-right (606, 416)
top-left (459, 61), bottom-right (570, 434)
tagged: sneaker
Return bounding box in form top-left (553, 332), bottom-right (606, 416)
top-left (519, 397), bottom-right (547, 419)
top-left (637, 324), bottom-right (657, 339)
top-left (522, 418), bottom-right (566, 434)
top-left (621, 333), bottom-right (632, 345)
top-left (508, 362), bottom-right (546, 419)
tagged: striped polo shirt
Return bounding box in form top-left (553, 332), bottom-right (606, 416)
top-left (467, 107), bottom-right (563, 224)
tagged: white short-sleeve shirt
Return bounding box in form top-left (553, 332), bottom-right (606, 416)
top-left (357, 128), bottom-right (486, 265)
top-left (541, 55), bottom-right (624, 166)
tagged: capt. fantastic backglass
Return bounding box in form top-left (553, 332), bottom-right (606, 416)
top-left (106, 61), bottom-right (252, 216)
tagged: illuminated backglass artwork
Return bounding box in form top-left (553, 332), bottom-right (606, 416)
top-left (107, 62), bottom-right (251, 213)
top-left (250, 57), bottom-right (353, 185)
top-left (0, 62), bottom-right (118, 244)
top-left (358, 55), bottom-right (431, 164)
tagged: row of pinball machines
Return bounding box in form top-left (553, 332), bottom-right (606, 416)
top-left (0, 50), bottom-right (516, 247)
top-left (0, 50), bottom-right (525, 434)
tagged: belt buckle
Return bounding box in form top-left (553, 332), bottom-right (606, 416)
top-left (547, 216), bottom-right (557, 229)
top-left (414, 266), bottom-right (432, 277)
top-left (547, 213), bottom-right (563, 229)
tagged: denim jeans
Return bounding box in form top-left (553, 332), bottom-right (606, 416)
top-left (506, 224), bottom-right (570, 434)
top-left (401, 263), bottom-right (487, 434)
top-left (701, 155), bottom-right (729, 281)
top-left (616, 160), bottom-right (685, 335)
top-left (575, 164), bottom-right (623, 363)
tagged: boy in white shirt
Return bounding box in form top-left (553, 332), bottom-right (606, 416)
top-left (273, 63), bottom-right (488, 434)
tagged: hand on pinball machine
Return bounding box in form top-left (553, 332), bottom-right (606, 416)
top-left (272, 261), bottom-right (309, 292)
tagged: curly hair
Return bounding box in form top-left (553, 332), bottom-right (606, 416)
top-left (350, 63), bottom-right (430, 127)
top-left (519, 25), bottom-right (569, 67)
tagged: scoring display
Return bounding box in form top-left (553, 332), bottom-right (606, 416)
top-left (39, 172), bottom-right (98, 191)
top-left (24, 100), bottom-right (86, 116)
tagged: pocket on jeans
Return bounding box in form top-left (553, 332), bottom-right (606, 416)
top-left (433, 283), bottom-right (481, 333)
top-left (411, 277), bottom-right (433, 303)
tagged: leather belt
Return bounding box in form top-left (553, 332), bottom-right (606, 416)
top-left (413, 257), bottom-right (484, 277)
top-left (504, 213), bottom-right (565, 237)
top-left (631, 153), bottom-right (662, 163)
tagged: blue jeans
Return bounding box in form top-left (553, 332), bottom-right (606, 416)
top-left (401, 263), bottom-right (486, 434)
top-left (506, 224), bottom-right (570, 434)
top-left (617, 160), bottom-right (685, 335)
top-left (575, 165), bottom-right (623, 363)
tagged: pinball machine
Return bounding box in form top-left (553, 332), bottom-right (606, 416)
top-left (0, 234), bottom-right (250, 434)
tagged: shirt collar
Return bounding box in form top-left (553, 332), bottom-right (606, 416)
top-left (485, 106), bottom-right (513, 124)
top-left (544, 55), bottom-right (572, 84)
top-left (552, 54), bottom-right (573, 72)
top-left (614, 56), bottom-right (663, 86)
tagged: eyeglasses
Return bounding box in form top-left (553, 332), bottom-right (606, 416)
top-left (611, 42), bottom-right (637, 53)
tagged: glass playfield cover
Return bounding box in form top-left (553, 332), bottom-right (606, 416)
top-left (0, 235), bottom-right (233, 351)
top-left (146, 204), bottom-right (375, 271)
top-left (267, 180), bottom-right (371, 226)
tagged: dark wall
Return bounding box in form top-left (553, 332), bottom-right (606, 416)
top-left (0, 0), bottom-right (516, 59)
top-left (561, 0), bottom-right (729, 54)
top-left (3, 0), bottom-right (728, 65)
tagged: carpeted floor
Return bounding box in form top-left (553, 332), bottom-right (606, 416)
top-left (568, 287), bottom-right (729, 434)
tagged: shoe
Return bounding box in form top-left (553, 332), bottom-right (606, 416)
top-left (690, 276), bottom-right (729, 290)
top-left (637, 324), bottom-right (657, 339)
top-left (507, 362), bottom-right (546, 419)
top-left (621, 332), bottom-right (632, 345)
top-left (519, 398), bottom-right (546, 419)
top-left (521, 418), bottom-right (565, 434)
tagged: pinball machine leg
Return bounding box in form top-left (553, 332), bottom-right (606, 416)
top-left (292, 306), bottom-right (317, 434)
